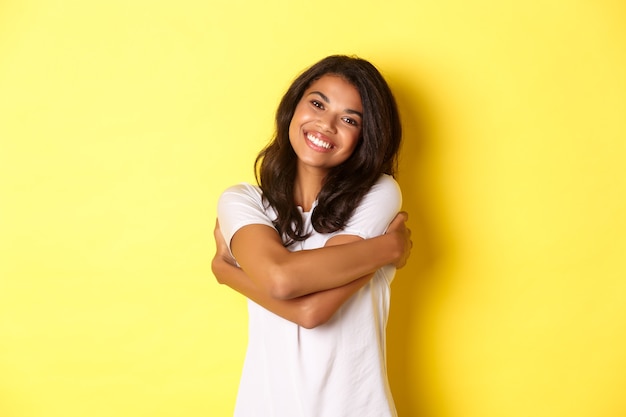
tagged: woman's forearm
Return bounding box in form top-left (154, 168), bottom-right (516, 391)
top-left (229, 213), bottom-right (409, 300)
top-left (271, 233), bottom-right (400, 298)
top-left (211, 253), bottom-right (373, 329)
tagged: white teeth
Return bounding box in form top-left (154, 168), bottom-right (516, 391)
top-left (307, 133), bottom-right (332, 149)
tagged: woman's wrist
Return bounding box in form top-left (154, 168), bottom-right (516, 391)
top-left (377, 229), bottom-right (407, 269)
top-left (376, 232), bottom-right (402, 267)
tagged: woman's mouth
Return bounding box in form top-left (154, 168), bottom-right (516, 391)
top-left (306, 133), bottom-right (333, 150)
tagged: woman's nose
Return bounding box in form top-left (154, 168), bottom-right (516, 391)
top-left (316, 113), bottom-right (336, 133)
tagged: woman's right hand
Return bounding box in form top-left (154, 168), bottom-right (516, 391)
top-left (386, 211), bottom-right (412, 269)
top-left (212, 220), bottom-right (239, 286)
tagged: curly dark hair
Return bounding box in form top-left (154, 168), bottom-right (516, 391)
top-left (255, 55), bottom-right (402, 246)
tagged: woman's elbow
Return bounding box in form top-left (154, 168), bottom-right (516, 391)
top-left (295, 305), bottom-right (334, 329)
top-left (298, 316), bottom-right (328, 329)
top-left (266, 267), bottom-right (299, 300)
top-left (269, 282), bottom-right (295, 300)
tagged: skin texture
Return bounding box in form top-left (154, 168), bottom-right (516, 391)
top-left (212, 212), bottom-right (411, 328)
top-left (213, 74), bottom-right (412, 327)
top-left (212, 223), bottom-right (371, 329)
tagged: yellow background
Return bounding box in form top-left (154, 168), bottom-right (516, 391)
top-left (1, 1), bottom-right (625, 416)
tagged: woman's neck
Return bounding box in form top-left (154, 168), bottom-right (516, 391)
top-left (293, 168), bottom-right (326, 212)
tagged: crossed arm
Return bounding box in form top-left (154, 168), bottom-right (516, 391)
top-left (211, 212), bottom-right (412, 328)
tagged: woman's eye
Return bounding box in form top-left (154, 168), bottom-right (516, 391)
top-left (311, 100), bottom-right (324, 109)
top-left (342, 117), bottom-right (358, 126)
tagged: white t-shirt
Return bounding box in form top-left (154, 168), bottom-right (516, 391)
top-left (217, 174), bottom-right (401, 417)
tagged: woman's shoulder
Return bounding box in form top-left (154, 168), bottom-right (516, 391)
top-left (338, 174), bottom-right (401, 239)
top-left (375, 173), bottom-right (399, 187)
top-left (219, 182), bottom-right (264, 201)
top-left (218, 182), bottom-right (270, 215)
top-left (217, 182), bottom-right (276, 239)
top-left (366, 174), bottom-right (401, 201)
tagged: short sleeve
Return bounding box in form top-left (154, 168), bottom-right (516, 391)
top-left (338, 174), bottom-right (402, 240)
top-left (217, 183), bottom-right (277, 250)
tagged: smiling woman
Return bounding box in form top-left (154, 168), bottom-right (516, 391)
top-left (288, 75), bottom-right (363, 191)
top-left (211, 55), bottom-right (412, 417)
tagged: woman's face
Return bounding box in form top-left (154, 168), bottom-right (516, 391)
top-left (288, 75), bottom-right (363, 176)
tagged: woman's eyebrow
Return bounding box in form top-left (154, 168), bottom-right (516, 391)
top-left (308, 91), bottom-right (363, 118)
top-left (309, 91), bottom-right (330, 103)
top-left (345, 108), bottom-right (363, 118)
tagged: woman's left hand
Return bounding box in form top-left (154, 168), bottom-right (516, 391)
top-left (213, 220), bottom-right (238, 274)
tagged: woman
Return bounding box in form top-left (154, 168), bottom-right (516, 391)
top-left (212, 55), bottom-right (411, 417)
